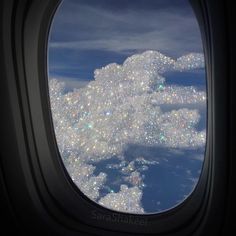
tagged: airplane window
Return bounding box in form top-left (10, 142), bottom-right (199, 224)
top-left (48, 0), bottom-right (206, 214)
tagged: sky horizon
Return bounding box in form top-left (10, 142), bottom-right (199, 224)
top-left (48, 0), bottom-right (204, 90)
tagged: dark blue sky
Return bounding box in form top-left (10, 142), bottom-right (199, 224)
top-left (48, 0), bottom-right (204, 89)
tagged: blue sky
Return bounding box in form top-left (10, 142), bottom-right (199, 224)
top-left (48, 0), bottom-right (204, 89)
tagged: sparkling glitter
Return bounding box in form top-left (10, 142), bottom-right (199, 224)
top-left (174, 53), bottom-right (205, 71)
top-left (49, 50), bottom-right (206, 214)
top-left (99, 185), bottom-right (144, 214)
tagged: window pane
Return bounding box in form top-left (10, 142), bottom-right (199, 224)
top-left (48, 0), bottom-right (207, 214)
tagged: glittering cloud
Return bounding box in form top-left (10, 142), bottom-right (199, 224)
top-left (49, 50), bottom-right (206, 214)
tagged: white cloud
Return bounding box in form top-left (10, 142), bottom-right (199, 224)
top-left (49, 50), bottom-right (206, 214)
top-left (99, 185), bottom-right (144, 214)
top-left (49, 76), bottom-right (89, 90)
